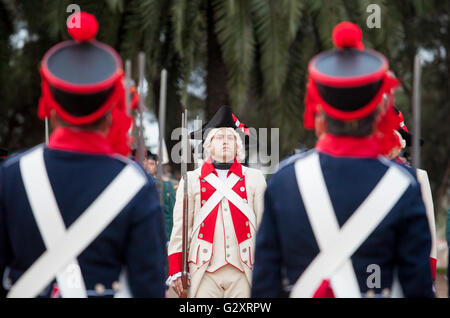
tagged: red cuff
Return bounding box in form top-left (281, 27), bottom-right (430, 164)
top-left (430, 257), bottom-right (437, 281)
top-left (168, 252), bottom-right (183, 276)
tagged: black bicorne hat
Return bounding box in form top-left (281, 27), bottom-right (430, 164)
top-left (190, 106), bottom-right (255, 150)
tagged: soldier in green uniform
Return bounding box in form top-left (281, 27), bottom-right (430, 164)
top-left (132, 149), bottom-right (175, 242)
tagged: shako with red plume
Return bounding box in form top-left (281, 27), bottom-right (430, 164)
top-left (37, 12), bottom-right (133, 156)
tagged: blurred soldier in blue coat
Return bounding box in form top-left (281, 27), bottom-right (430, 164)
top-left (0, 12), bottom-right (166, 298)
top-left (251, 22), bottom-right (434, 298)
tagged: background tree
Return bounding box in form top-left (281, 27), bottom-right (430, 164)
top-left (0, 0), bottom-right (448, 229)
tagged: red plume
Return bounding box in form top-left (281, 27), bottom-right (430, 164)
top-left (67, 12), bottom-right (99, 42)
top-left (332, 22), bottom-right (364, 50)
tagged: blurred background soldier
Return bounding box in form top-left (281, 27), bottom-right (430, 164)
top-left (0, 12), bottom-right (166, 298)
top-left (252, 22), bottom-right (434, 298)
top-left (163, 163), bottom-right (179, 191)
top-left (0, 148), bottom-right (7, 163)
top-left (387, 108), bottom-right (437, 282)
top-left (132, 148), bottom-right (176, 243)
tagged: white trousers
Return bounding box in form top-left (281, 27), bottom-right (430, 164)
top-left (194, 265), bottom-right (250, 298)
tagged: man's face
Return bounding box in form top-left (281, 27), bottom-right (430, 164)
top-left (143, 158), bottom-right (157, 176)
top-left (209, 128), bottom-right (237, 163)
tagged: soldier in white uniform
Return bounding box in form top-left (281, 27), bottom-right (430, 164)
top-left (167, 106), bottom-right (266, 298)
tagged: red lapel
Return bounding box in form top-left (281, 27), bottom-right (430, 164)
top-left (198, 157), bottom-right (250, 244)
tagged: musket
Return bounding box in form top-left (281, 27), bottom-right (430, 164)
top-left (157, 69), bottom-right (168, 204)
top-left (180, 109), bottom-right (189, 298)
top-left (412, 53), bottom-right (422, 169)
top-left (136, 52), bottom-right (146, 165)
top-left (45, 117), bottom-right (49, 144)
top-left (125, 59), bottom-right (132, 115)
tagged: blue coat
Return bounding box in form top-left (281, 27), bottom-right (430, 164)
top-left (0, 145), bottom-right (167, 298)
top-left (251, 150), bottom-right (434, 298)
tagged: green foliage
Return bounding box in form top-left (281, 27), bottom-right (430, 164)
top-left (0, 0), bottom-right (448, 221)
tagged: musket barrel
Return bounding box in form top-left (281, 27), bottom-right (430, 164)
top-left (412, 53), bottom-right (422, 169)
top-left (157, 69), bottom-right (168, 204)
top-left (136, 52), bottom-right (146, 165)
top-left (180, 110), bottom-right (189, 297)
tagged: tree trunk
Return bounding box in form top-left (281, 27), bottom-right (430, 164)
top-left (205, 0), bottom-right (230, 119)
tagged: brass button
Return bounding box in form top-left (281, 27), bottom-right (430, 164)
top-left (201, 222), bottom-right (205, 227)
top-left (112, 281), bottom-right (120, 291)
top-left (95, 283), bottom-right (105, 295)
top-left (247, 233), bottom-right (251, 238)
top-left (365, 290), bottom-right (375, 298)
top-left (242, 248), bottom-right (247, 253)
top-left (245, 221), bottom-right (249, 226)
top-left (199, 233), bottom-right (203, 238)
top-left (201, 200), bottom-right (206, 205)
top-left (240, 187), bottom-right (245, 192)
top-left (201, 187), bottom-right (206, 192)
top-left (203, 248), bottom-right (208, 254)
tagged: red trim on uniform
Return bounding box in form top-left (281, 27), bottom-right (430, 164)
top-left (430, 257), bottom-right (437, 281)
top-left (38, 73), bottom-right (124, 125)
top-left (303, 71), bottom-right (399, 129)
top-left (50, 283), bottom-right (60, 298)
top-left (41, 40), bottom-right (123, 94)
top-left (48, 127), bottom-right (114, 155)
top-left (187, 245), bottom-right (201, 266)
top-left (308, 49), bottom-right (388, 88)
top-left (168, 252), bottom-right (183, 276)
top-left (313, 279), bottom-right (335, 298)
top-left (227, 159), bottom-right (244, 178)
top-left (199, 207), bottom-right (220, 243)
top-left (200, 157), bottom-right (216, 179)
top-left (198, 158), bottom-right (250, 245)
top-left (316, 134), bottom-right (379, 158)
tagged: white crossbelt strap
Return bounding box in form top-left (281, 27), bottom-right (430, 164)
top-left (192, 173), bottom-right (241, 234)
top-left (203, 173), bottom-right (256, 230)
top-left (8, 147), bottom-right (146, 298)
top-left (294, 152), bottom-right (361, 298)
top-left (19, 147), bottom-right (86, 298)
top-left (290, 153), bottom-right (410, 298)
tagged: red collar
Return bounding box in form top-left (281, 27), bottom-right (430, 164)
top-left (200, 157), bottom-right (244, 179)
top-left (315, 134), bottom-right (379, 158)
top-left (48, 127), bottom-right (114, 155)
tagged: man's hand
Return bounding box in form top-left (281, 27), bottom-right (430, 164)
top-left (173, 277), bottom-right (190, 298)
